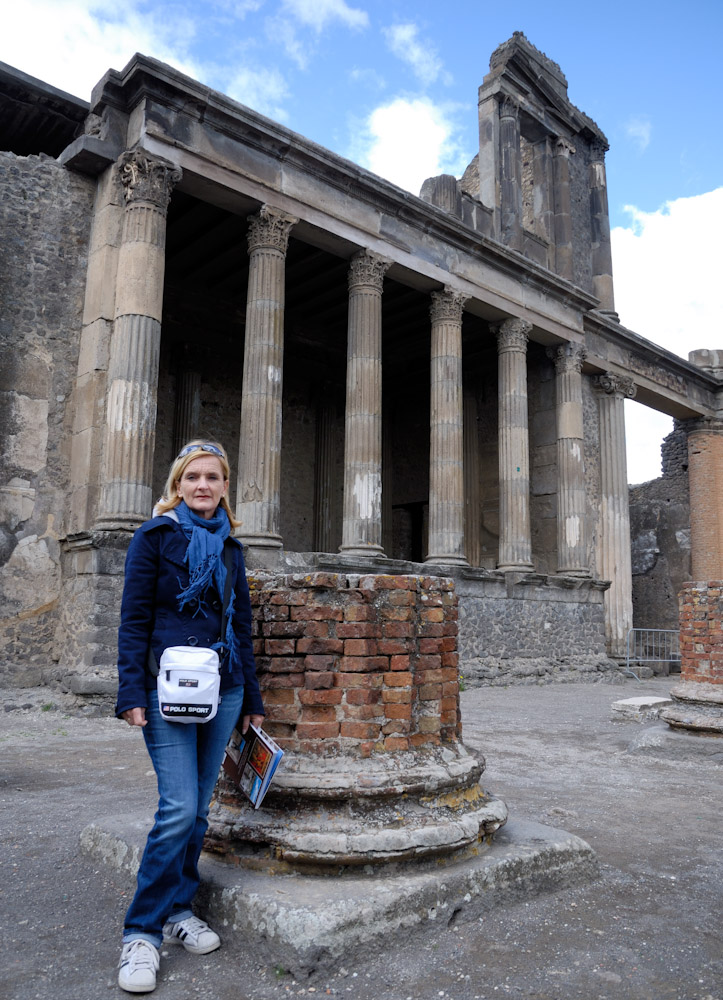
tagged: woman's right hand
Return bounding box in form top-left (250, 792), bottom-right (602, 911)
top-left (122, 707), bottom-right (147, 727)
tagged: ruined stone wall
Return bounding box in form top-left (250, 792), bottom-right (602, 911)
top-left (678, 581), bottom-right (723, 684)
top-left (251, 571), bottom-right (460, 753)
top-left (457, 582), bottom-right (612, 685)
top-left (629, 424), bottom-right (691, 631)
top-left (0, 152), bottom-right (94, 685)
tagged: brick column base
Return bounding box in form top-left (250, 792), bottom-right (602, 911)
top-left (660, 581), bottom-right (723, 734)
top-left (206, 572), bottom-right (508, 869)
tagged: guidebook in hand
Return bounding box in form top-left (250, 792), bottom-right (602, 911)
top-left (222, 723), bottom-right (283, 809)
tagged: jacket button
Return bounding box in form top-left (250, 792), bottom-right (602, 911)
top-left (212, 599), bottom-right (221, 610)
top-left (187, 635), bottom-right (199, 646)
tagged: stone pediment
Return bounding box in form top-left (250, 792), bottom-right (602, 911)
top-left (482, 32), bottom-right (607, 146)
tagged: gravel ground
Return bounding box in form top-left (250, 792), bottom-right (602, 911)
top-left (1, 677), bottom-right (721, 1000)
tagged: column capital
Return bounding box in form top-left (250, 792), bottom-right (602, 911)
top-left (594, 372), bottom-right (637, 400)
top-left (494, 317), bottom-right (532, 353)
top-left (547, 343), bottom-right (586, 374)
top-left (348, 250), bottom-right (391, 291)
top-left (430, 287), bottom-right (467, 325)
top-left (589, 137), bottom-right (609, 162)
top-left (554, 137), bottom-right (576, 158)
top-left (118, 149), bottom-right (182, 212)
top-left (247, 205), bottom-right (298, 255)
top-left (499, 94), bottom-right (519, 120)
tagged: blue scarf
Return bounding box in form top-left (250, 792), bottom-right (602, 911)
top-left (174, 501), bottom-right (239, 667)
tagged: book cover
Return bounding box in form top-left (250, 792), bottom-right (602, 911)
top-left (222, 723), bottom-right (283, 809)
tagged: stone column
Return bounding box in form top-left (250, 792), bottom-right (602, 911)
top-left (553, 138), bottom-right (575, 282)
top-left (549, 344), bottom-right (589, 575)
top-left (589, 139), bottom-right (616, 316)
top-left (96, 149), bottom-right (181, 528)
top-left (464, 390), bottom-right (481, 568)
top-left (172, 369), bottom-right (201, 455)
top-left (685, 418), bottom-right (723, 581)
top-left (340, 250), bottom-right (390, 557)
top-left (313, 397), bottom-right (337, 553)
top-left (426, 288), bottom-right (469, 565)
top-left (499, 96), bottom-right (522, 251)
top-left (595, 373), bottom-right (636, 657)
top-left (236, 206), bottom-right (297, 549)
top-left (496, 318), bottom-right (534, 571)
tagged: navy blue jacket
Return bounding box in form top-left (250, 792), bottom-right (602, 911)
top-left (115, 516), bottom-right (264, 720)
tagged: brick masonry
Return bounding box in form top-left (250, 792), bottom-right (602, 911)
top-left (678, 581), bottom-right (723, 685)
top-left (249, 571), bottom-right (461, 754)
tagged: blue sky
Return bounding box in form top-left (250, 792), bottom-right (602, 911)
top-left (2, 0), bottom-right (722, 481)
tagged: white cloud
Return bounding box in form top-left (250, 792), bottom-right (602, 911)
top-left (0, 0), bottom-right (203, 100)
top-left (625, 116), bottom-right (652, 152)
top-left (226, 65), bottom-right (290, 120)
top-left (349, 66), bottom-right (386, 91)
top-left (383, 23), bottom-right (447, 87)
top-left (352, 97), bottom-right (469, 196)
top-left (612, 188), bottom-right (723, 356)
top-left (612, 187), bottom-right (723, 483)
top-left (281, 0), bottom-right (368, 32)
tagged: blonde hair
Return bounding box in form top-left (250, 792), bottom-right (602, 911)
top-left (155, 440), bottom-right (241, 528)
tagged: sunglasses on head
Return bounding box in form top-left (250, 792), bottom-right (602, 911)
top-left (176, 443), bottom-right (225, 460)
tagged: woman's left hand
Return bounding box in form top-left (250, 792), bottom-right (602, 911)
top-left (241, 713), bottom-right (265, 734)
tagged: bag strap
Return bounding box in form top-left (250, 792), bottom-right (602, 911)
top-left (147, 544), bottom-right (235, 677)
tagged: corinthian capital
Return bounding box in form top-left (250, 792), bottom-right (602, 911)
top-left (348, 250), bottom-right (391, 291)
top-left (499, 95), bottom-right (519, 120)
top-left (118, 149), bottom-right (182, 211)
top-left (494, 317), bottom-right (532, 354)
top-left (554, 137), bottom-right (576, 158)
top-left (247, 206), bottom-right (298, 255)
top-left (430, 287), bottom-right (467, 325)
top-left (594, 372), bottom-right (637, 399)
top-left (589, 137), bottom-right (609, 162)
top-left (547, 343), bottom-right (586, 374)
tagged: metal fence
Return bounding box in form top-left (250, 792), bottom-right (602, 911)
top-left (625, 628), bottom-right (681, 681)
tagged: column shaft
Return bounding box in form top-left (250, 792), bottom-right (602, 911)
top-left (686, 420), bottom-right (723, 580)
top-left (553, 138), bottom-right (575, 281)
top-left (464, 390), bottom-right (481, 568)
top-left (550, 345), bottom-right (589, 575)
top-left (595, 374), bottom-right (636, 656)
top-left (496, 318), bottom-right (533, 571)
top-left (589, 139), bottom-right (616, 314)
top-left (427, 288), bottom-right (468, 565)
top-left (340, 251), bottom-right (390, 555)
top-left (173, 369), bottom-right (201, 455)
top-left (237, 206), bottom-right (297, 548)
top-left (499, 97), bottom-right (522, 251)
top-left (96, 150), bottom-right (181, 528)
top-left (313, 398), bottom-right (337, 553)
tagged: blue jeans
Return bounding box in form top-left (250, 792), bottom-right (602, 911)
top-left (123, 685), bottom-right (245, 946)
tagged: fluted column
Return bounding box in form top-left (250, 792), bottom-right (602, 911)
top-left (496, 318), bottom-right (533, 571)
top-left (96, 149), bottom-right (181, 528)
top-left (340, 250), bottom-right (390, 556)
top-left (426, 288), bottom-right (469, 565)
top-left (685, 417), bottom-right (723, 581)
top-left (313, 396), bottom-right (337, 553)
top-left (589, 139), bottom-right (616, 316)
top-left (595, 373), bottom-right (636, 657)
top-left (549, 344), bottom-right (589, 575)
top-left (237, 206), bottom-right (298, 548)
top-left (553, 138), bottom-right (575, 281)
top-left (172, 369), bottom-right (201, 455)
top-left (499, 96), bottom-right (522, 251)
top-left (464, 390), bottom-right (481, 568)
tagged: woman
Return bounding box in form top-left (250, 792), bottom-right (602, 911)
top-left (115, 440), bottom-right (264, 994)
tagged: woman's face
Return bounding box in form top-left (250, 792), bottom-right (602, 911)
top-left (176, 456), bottom-right (229, 520)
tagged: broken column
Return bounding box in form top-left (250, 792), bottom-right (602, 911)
top-left (661, 581), bottom-right (723, 734)
top-left (206, 572), bottom-right (507, 868)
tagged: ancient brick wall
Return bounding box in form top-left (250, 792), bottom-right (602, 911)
top-left (0, 152), bottom-right (94, 685)
top-left (678, 582), bottom-right (723, 684)
top-left (250, 572), bottom-right (461, 754)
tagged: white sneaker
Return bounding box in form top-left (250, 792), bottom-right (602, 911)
top-left (118, 939), bottom-right (159, 993)
top-left (162, 914), bottom-right (221, 955)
